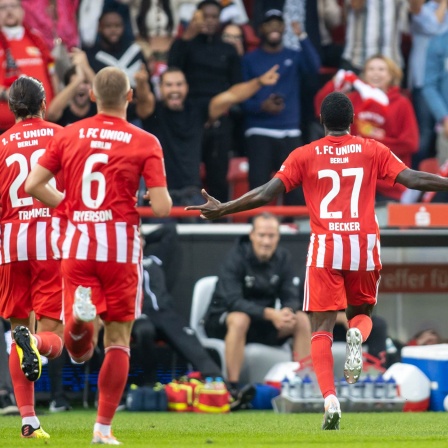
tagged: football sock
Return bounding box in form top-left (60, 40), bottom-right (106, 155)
top-left (348, 315), bottom-right (373, 343)
top-left (9, 343), bottom-right (35, 418)
top-left (311, 331), bottom-right (336, 398)
top-left (64, 318), bottom-right (94, 362)
top-left (96, 346), bottom-right (130, 425)
top-left (34, 332), bottom-right (63, 359)
top-left (22, 416), bottom-right (40, 429)
top-left (94, 423), bottom-right (111, 437)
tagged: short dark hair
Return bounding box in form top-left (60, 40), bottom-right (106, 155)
top-left (197, 0), bottom-right (221, 11)
top-left (8, 76), bottom-right (45, 119)
top-left (320, 92), bottom-right (354, 131)
top-left (160, 66), bottom-right (185, 84)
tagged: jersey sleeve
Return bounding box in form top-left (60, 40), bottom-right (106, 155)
top-left (142, 136), bottom-right (168, 188)
top-left (375, 141), bottom-right (408, 185)
top-left (274, 148), bottom-right (304, 192)
top-left (38, 135), bottom-right (62, 175)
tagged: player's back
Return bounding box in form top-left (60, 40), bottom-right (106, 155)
top-left (40, 113), bottom-right (167, 264)
top-left (0, 118), bottom-right (62, 263)
top-left (277, 133), bottom-right (406, 270)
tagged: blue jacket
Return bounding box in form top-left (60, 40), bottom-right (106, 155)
top-left (423, 31), bottom-right (448, 122)
top-left (242, 38), bottom-right (320, 131)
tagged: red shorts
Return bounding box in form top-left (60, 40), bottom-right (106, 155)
top-left (0, 259), bottom-right (62, 321)
top-left (303, 266), bottom-right (380, 312)
top-left (61, 259), bottom-right (142, 323)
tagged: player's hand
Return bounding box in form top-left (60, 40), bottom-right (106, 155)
top-left (258, 64), bottom-right (280, 87)
top-left (185, 189), bottom-right (223, 220)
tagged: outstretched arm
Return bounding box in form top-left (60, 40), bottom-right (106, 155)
top-left (396, 168), bottom-right (448, 190)
top-left (185, 177), bottom-right (286, 220)
top-left (208, 64), bottom-right (279, 122)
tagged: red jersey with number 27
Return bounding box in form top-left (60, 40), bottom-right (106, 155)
top-left (38, 114), bottom-right (167, 264)
top-left (0, 118), bottom-right (62, 264)
top-left (275, 134), bottom-right (407, 271)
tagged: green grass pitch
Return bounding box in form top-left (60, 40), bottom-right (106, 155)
top-left (1, 410), bottom-right (448, 447)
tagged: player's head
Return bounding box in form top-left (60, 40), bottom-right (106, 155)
top-left (8, 75), bottom-right (46, 120)
top-left (320, 92), bottom-right (354, 133)
top-left (91, 67), bottom-right (132, 111)
top-left (250, 212), bottom-right (280, 262)
top-left (160, 67), bottom-right (188, 111)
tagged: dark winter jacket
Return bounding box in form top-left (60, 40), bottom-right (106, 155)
top-left (206, 236), bottom-right (302, 321)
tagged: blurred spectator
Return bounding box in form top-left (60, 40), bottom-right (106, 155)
top-left (83, 10), bottom-right (154, 124)
top-left (315, 55), bottom-right (419, 202)
top-left (131, 0), bottom-right (178, 58)
top-left (47, 49), bottom-right (96, 125)
top-left (0, 0), bottom-right (59, 132)
top-left (22, 0), bottom-right (79, 51)
top-left (251, 0), bottom-right (285, 29)
top-left (422, 28), bottom-right (448, 166)
top-left (407, 328), bottom-right (443, 346)
top-left (317, 0), bottom-right (343, 69)
top-left (222, 23), bottom-right (245, 55)
top-left (168, 0), bottom-right (242, 202)
top-left (141, 65), bottom-right (279, 209)
top-left (78, 0), bottom-right (134, 49)
top-left (341, 0), bottom-right (409, 74)
top-left (222, 23), bottom-right (246, 156)
top-left (409, 0), bottom-right (448, 169)
top-left (241, 9), bottom-right (320, 206)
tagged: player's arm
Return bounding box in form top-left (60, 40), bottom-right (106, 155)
top-left (208, 65), bottom-right (279, 123)
top-left (144, 186), bottom-right (172, 217)
top-left (186, 177), bottom-right (285, 220)
top-left (396, 168), bottom-right (448, 191)
top-left (25, 164), bottom-right (64, 208)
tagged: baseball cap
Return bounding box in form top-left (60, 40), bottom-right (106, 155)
top-left (262, 9), bottom-right (284, 23)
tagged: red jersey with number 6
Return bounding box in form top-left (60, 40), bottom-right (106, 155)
top-left (0, 118), bottom-right (62, 264)
top-left (38, 113), bottom-right (167, 264)
top-left (275, 134), bottom-right (407, 271)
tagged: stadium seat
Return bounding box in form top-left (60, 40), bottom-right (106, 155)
top-left (189, 276), bottom-right (292, 384)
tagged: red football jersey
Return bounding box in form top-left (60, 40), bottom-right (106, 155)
top-left (38, 113), bottom-right (167, 264)
top-left (275, 134), bottom-right (407, 271)
top-left (0, 118), bottom-right (62, 263)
